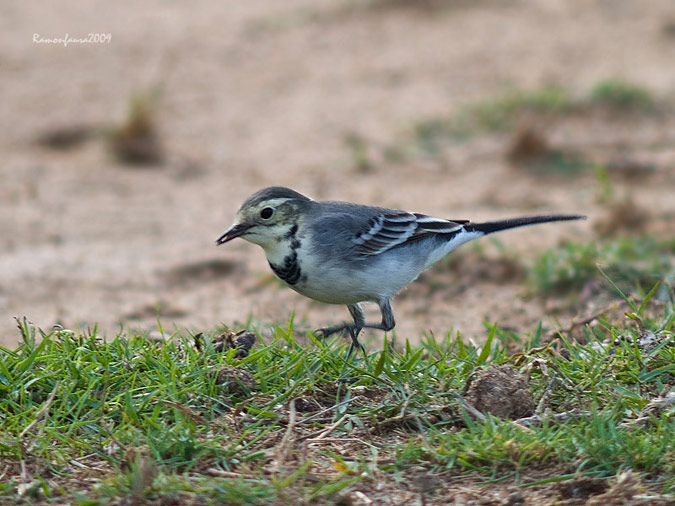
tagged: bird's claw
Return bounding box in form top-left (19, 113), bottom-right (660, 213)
top-left (314, 325), bottom-right (348, 340)
top-left (314, 325), bottom-right (365, 359)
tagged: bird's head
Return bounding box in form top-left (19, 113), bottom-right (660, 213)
top-left (216, 187), bottom-right (312, 249)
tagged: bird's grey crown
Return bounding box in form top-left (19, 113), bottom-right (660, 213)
top-left (240, 186), bottom-right (311, 211)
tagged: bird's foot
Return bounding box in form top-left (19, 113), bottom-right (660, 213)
top-left (315, 324), bottom-right (365, 357)
top-left (314, 324), bottom-right (350, 340)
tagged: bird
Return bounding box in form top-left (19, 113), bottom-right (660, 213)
top-left (216, 186), bottom-right (584, 355)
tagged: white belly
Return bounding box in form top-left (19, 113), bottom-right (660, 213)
top-left (266, 227), bottom-right (483, 305)
top-left (289, 247), bottom-right (425, 305)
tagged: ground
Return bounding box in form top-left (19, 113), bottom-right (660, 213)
top-left (2, 0), bottom-right (675, 348)
top-left (1, 4), bottom-right (675, 501)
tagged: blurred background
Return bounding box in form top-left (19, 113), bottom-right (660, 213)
top-left (1, 0), bottom-right (674, 347)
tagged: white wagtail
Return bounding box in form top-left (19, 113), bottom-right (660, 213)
top-left (217, 187), bottom-right (584, 354)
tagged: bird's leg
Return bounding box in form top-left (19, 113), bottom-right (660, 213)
top-left (316, 300), bottom-right (395, 359)
top-left (343, 300), bottom-right (395, 361)
top-left (345, 304), bottom-right (366, 358)
top-left (316, 303), bottom-right (365, 346)
top-left (361, 298), bottom-right (396, 333)
top-left (315, 304), bottom-right (364, 358)
top-left (317, 300), bottom-right (395, 337)
top-left (314, 304), bottom-right (366, 365)
top-left (315, 303), bottom-right (360, 340)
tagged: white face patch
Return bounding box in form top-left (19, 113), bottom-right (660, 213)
top-left (243, 221), bottom-right (295, 249)
top-left (236, 198), bottom-right (300, 254)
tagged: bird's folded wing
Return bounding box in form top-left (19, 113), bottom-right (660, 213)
top-left (353, 211), bottom-right (466, 256)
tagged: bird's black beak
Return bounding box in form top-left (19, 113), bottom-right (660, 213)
top-left (216, 224), bottom-right (251, 245)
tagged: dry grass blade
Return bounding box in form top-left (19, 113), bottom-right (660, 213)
top-left (451, 391), bottom-right (486, 422)
top-left (621, 391), bottom-right (675, 428)
top-left (271, 399), bottom-right (297, 470)
top-left (514, 410), bottom-right (588, 427)
top-left (535, 372), bottom-right (558, 415)
top-left (161, 400), bottom-right (208, 425)
top-left (307, 413), bottom-right (350, 443)
top-left (297, 397), bottom-right (356, 425)
top-left (19, 383), bottom-right (59, 439)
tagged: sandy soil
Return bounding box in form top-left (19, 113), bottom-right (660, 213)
top-left (1, 0), bottom-right (675, 348)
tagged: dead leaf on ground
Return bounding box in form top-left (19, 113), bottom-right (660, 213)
top-left (212, 330), bottom-right (256, 357)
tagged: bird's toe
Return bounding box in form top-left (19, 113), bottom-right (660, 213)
top-left (314, 325), bottom-right (348, 339)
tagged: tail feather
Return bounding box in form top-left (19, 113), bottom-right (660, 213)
top-left (464, 215), bottom-right (585, 236)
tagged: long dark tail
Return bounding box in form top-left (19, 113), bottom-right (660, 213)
top-left (464, 215), bottom-right (585, 236)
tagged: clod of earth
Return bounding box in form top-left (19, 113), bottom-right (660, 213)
top-left (465, 365), bottom-right (534, 419)
top-left (214, 366), bottom-right (257, 396)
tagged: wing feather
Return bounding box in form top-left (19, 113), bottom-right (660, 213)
top-left (353, 211), bottom-right (465, 256)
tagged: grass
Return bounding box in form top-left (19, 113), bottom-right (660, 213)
top-left (589, 78), bottom-right (655, 113)
top-left (446, 78), bottom-right (658, 138)
top-left (1, 275), bottom-right (674, 504)
top-left (395, 86), bottom-right (571, 161)
top-left (370, 79), bottom-right (663, 171)
top-left (528, 235), bottom-right (675, 296)
top-left (452, 86), bottom-right (571, 136)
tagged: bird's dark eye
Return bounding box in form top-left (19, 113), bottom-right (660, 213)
top-left (260, 207), bottom-right (274, 219)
